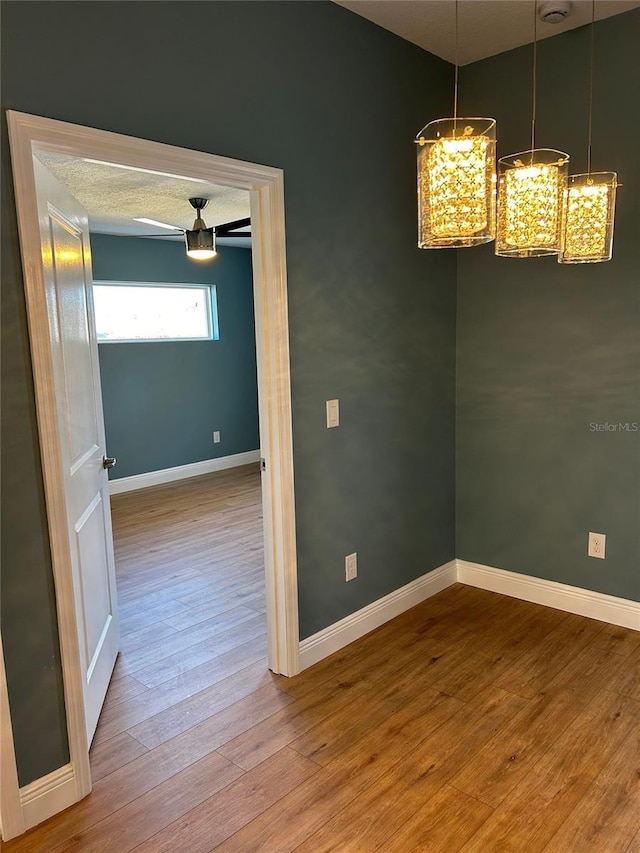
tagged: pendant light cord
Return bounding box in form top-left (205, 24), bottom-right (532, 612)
top-left (453, 0), bottom-right (459, 128)
top-left (530, 0), bottom-right (537, 160)
top-left (587, 0), bottom-right (595, 174)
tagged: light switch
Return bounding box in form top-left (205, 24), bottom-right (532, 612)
top-left (326, 399), bottom-right (340, 428)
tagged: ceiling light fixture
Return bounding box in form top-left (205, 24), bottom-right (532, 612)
top-left (495, 2), bottom-right (569, 258)
top-left (185, 198), bottom-right (216, 261)
top-left (559, 1), bottom-right (618, 264)
top-left (415, 0), bottom-right (497, 249)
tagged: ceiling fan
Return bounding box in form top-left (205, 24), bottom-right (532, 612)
top-left (129, 197), bottom-right (251, 260)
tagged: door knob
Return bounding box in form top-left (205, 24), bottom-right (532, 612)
top-left (102, 456), bottom-right (116, 469)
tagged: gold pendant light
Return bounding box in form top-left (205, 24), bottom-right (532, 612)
top-left (561, 172), bottom-right (617, 263)
top-left (496, 2), bottom-right (569, 258)
top-left (416, 0), bottom-right (496, 249)
top-left (559, 1), bottom-right (618, 264)
top-left (497, 149), bottom-right (569, 257)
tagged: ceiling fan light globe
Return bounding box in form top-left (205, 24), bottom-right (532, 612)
top-left (186, 248), bottom-right (217, 260)
top-left (185, 226), bottom-right (216, 261)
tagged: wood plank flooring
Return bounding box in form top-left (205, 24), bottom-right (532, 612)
top-left (5, 465), bottom-right (639, 852)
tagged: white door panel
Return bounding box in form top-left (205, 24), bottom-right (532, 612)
top-left (49, 213), bottom-right (100, 462)
top-left (75, 495), bottom-right (112, 661)
top-left (35, 160), bottom-right (119, 745)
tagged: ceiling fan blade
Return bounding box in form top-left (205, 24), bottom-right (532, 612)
top-left (215, 217), bottom-right (251, 236)
top-left (100, 214), bottom-right (252, 241)
top-left (134, 232), bottom-right (185, 237)
top-left (133, 231), bottom-right (252, 239)
top-left (128, 230), bottom-right (251, 239)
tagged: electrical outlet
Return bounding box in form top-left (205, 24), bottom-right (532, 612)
top-left (588, 531), bottom-right (606, 559)
top-left (345, 552), bottom-right (357, 581)
top-left (213, 431), bottom-right (221, 444)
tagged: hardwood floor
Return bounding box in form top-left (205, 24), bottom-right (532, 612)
top-left (5, 465), bottom-right (640, 852)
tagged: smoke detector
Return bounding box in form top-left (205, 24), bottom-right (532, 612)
top-left (538, 1), bottom-right (573, 24)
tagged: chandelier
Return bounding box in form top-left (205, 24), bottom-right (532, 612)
top-left (496, 149), bottom-right (569, 257)
top-left (559, 1), bottom-right (618, 264)
top-left (413, 1), bottom-right (621, 264)
top-left (496, 3), bottom-right (569, 257)
top-left (416, 1), bottom-right (496, 249)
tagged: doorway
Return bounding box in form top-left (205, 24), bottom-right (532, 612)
top-left (5, 110), bottom-right (299, 830)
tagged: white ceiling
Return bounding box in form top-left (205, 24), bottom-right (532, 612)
top-left (334, 0), bottom-right (640, 65)
top-left (35, 153), bottom-right (252, 248)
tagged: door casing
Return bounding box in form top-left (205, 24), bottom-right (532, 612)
top-left (3, 110), bottom-right (300, 838)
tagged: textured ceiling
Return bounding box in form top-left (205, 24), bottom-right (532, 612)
top-left (334, 0), bottom-right (640, 65)
top-left (35, 153), bottom-right (252, 248)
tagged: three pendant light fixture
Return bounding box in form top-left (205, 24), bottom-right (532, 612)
top-left (416, 0), bottom-right (618, 262)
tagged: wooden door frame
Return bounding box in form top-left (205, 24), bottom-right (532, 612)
top-left (3, 110), bottom-right (300, 837)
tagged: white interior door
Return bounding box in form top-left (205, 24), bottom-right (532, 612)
top-left (34, 159), bottom-right (119, 745)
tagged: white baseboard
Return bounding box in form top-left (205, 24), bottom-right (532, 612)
top-left (299, 558), bottom-right (638, 672)
top-left (299, 560), bottom-right (457, 670)
top-left (456, 560), bottom-right (640, 631)
top-left (109, 450), bottom-right (261, 495)
top-left (20, 764), bottom-right (77, 832)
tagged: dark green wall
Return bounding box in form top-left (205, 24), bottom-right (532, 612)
top-left (1, 1), bottom-right (456, 785)
top-left (92, 235), bottom-right (258, 479)
top-left (1, 147), bottom-right (70, 785)
top-left (456, 11), bottom-right (640, 601)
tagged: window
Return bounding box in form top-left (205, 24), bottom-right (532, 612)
top-left (93, 281), bottom-right (219, 343)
